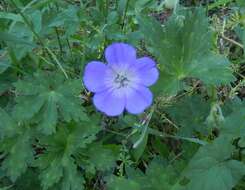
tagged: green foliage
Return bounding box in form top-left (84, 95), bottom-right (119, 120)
top-left (13, 72), bottom-right (88, 134)
top-left (108, 158), bottom-right (180, 190)
top-left (107, 176), bottom-right (141, 190)
top-left (0, 108), bottom-right (16, 139)
top-left (165, 95), bottom-right (210, 136)
top-left (48, 5), bottom-right (79, 36)
top-left (221, 101), bottom-right (245, 138)
top-left (139, 9), bottom-right (235, 95)
top-left (1, 130), bottom-right (34, 182)
top-left (13, 169), bottom-right (41, 190)
top-left (0, 113), bottom-right (33, 182)
top-left (85, 143), bottom-right (120, 173)
top-left (184, 136), bottom-right (245, 190)
top-left (36, 122), bottom-right (100, 190)
top-left (0, 1), bottom-right (244, 190)
top-left (0, 52), bottom-right (10, 74)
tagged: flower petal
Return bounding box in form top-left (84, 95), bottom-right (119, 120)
top-left (83, 61), bottom-right (108, 92)
top-left (93, 89), bottom-right (125, 116)
top-left (125, 85), bottom-right (153, 114)
top-left (135, 57), bottom-right (159, 86)
top-left (105, 43), bottom-right (136, 65)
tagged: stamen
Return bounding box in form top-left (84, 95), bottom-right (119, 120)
top-left (114, 74), bottom-right (130, 88)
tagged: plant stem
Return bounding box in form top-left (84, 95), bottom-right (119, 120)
top-left (221, 35), bottom-right (244, 49)
top-left (121, 0), bottom-right (130, 32)
top-left (9, 0), bottom-right (69, 79)
top-left (55, 27), bottom-right (63, 57)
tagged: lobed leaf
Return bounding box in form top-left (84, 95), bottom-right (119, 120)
top-left (139, 9), bottom-right (235, 95)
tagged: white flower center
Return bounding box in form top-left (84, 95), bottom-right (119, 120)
top-left (104, 64), bottom-right (140, 95)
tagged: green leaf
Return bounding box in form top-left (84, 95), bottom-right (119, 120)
top-left (0, 108), bottom-right (16, 139)
top-left (139, 9), bottom-right (234, 95)
top-left (38, 158), bottom-right (63, 190)
top-left (126, 157), bottom-right (180, 190)
top-left (0, 12), bottom-right (22, 22)
top-left (236, 0), bottom-right (245, 6)
top-left (48, 5), bottom-right (79, 36)
top-left (0, 32), bottom-right (35, 47)
top-left (38, 122), bottom-right (100, 158)
top-left (1, 129), bottom-right (34, 182)
top-left (221, 101), bottom-right (245, 138)
top-left (36, 122), bottom-right (99, 189)
top-left (130, 110), bottom-right (154, 161)
top-left (0, 51), bottom-right (10, 74)
top-left (106, 176), bottom-right (141, 190)
top-left (0, 71), bottom-right (13, 96)
top-left (184, 136), bottom-right (245, 190)
top-left (118, 0), bottom-right (128, 17)
top-left (208, 0), bottom-right (234, 10)
top-left (29, 10), bottom-right (42, 33)
top-left (5, 22), bottom-right (35, 60)
top-left (13, 72), bottom-right (88, 134)
top-left (59, 161), bottom-right (84, 190)
top-left (137, 15), bottom-right (163, 53)
top-left (39, 157), bottom-right (84, 190)
top-left (166, 95), bottom-right (210, 136)
top-left (85, 143), bottom-right (120, 172)
top-left (130, 127), bottom-right (149, 161)
top-left (107, 11), bottom-right (119, 25)
top-left (38, 92), bottom-right (58, 134)
top-left (191, 54), bottom-right (234, 85)
top-left (14, 169), bottom-right (41, 190)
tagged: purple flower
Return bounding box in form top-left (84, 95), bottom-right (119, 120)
top-left (83, 43), bottom-right (159, 116)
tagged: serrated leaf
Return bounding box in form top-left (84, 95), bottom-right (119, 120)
top-left (186, 160), bottom-right (245, 190)
top-left (1, 129), bottom-right (34, 182)
top-left (38, 92), bottom-right (58, 134)
top-left (13, 72), bottom-right (88, 134)
top-left (85, 143), bottom-right (120, 172)
top-left (166, 95), bottom-right (210, 136)
top-left (184, 136), bottom-right (245, 190)
top-left (14, 169), bottom-right (41, 190)
top-left (38, 121), bottom-right (100, 158)
top-left (0, 108), bottom-right (16, 139)
top-left (191, 54), bottom-right (234, 85)
top-left (106, 176), bottom-right (141, 190)
top-left (139, 9), bottom-right (235, 95)
top-left (39, 156), bottom-right (84, 190)
top-left (126, 157), bottom-right (180, 190)
top-left (0, 51), bottom-right (10, 74)
top-left (221, 101), bottom-right (245, 138)
top-left (59, 162), bottom-right (84, 190)
top-left (36, 122), bottom-right (99, 189)
top-left (48, 5), bottom-right (79, 36)
top-left (6, 23), bottom-right (35, 60)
